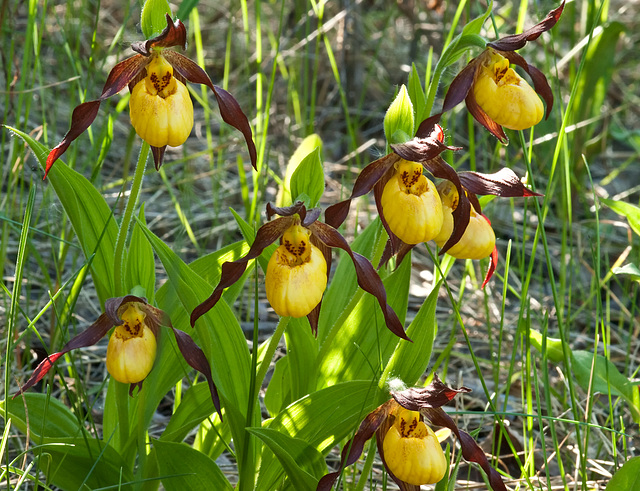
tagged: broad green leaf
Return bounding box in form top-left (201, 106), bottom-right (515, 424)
top-left (8, 126), bottom-right (117, 306)
top-left (318, 218), bottom-right (385, 342)
top-left (125, 204), bottom-right (156, 301)
top-left (138, 222), bottom-right (257, 475)
top-left (317, 257), bottom-right (411, 389)
top-left (571, 350), bottom-right (640, 422)
top-left (381, 278), bottom-right (441, 388)
top-left (247, 427), bottom-right (326, 490)
top-left (264, 352), bottom-right (292, 416)
top-left (384, 85), bottom-right (414, 144)
top-left (256, 380), bottom-right (384, 491)
top-left (290, 147), bottom-right (325, 208)
top-left (600, 197), bottom-right (640, 237)
top-left (612, 263), bottom-right (640, 282)
top-left (161, 382), bottom-right (219, 443)
top-left (284, 317), bottom-right (319, 402)
top-left (153, 440), bottom-right (233, 491)
top-left (606, 457), bottom-right (640, 490)
top-left (31, 438), bottom-right (134, 490)
top-left (278, 134), bottom-right (323, 207)
top-left (408, 63), bottom-right (427, 131)
top-left (2, 393), bottom-right (84, 442)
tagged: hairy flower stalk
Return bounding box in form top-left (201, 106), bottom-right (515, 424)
top-left (380, 160), bottom-right (444, 244)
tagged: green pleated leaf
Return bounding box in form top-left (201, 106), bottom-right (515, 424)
top-left (381, 278), bottom-right (441, 388)
top-left (571, 350), bottom-right (640, 422)
top-left (290, 147), bottom-right (325, 208)
top-left (153, 440), bottom-right (233, 491)
top-left (317, 256), bottom-right (411, 389)
top-left (408, 63), bottom-right (427, 129)
top-left (264, 355), bottom-right (292, 416)
top-left (161, 382), bottom-right (220, 443)
top-left (606, 457), bottom-right (640, 490)
top-left (125, 204), bottom-right (156, 301)
top-left (247, 427), bottom-right (326, 490)
top-left (256, 380), bottom-right (384, 491)
top-left (138, 221), bottom-right (256, 474)
top-left (7, 126), bottom-right (117, 306)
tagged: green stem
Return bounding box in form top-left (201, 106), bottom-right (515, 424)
top-left (255, 316), bottom-right (290, 393)
top-left (113, 141), bottom-right (149, 297)
top-left (115, 381), bottom-right (131, 460)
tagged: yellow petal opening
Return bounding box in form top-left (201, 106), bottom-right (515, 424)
top-left (382, 408), bottom-right (447, 485)
top-left (381, 160), bottom-right (443, 244)
top-left (473, 50), bottom-right (544, 130)
top-left (129, 55), bottom-right (194, 148)
top-left (265, 225), bottom-right (327, 318)
top-left (106, 303), bottom-right (157, 384)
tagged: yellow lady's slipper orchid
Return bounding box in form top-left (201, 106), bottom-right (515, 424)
top-left (106, 303), bottom-right (157, 384)
top-left (382, 408), bottom-right (447, 485)
top-left (129, 54), bottom-right (194, 148)
top-left (265, 224), bottom-right (327, 318)
top-left (434, 181), bottom-right (495, 260)
top-left (472, 50), bottom-right (544, 131)
top-left (381, 160), bottom-right (444, 244)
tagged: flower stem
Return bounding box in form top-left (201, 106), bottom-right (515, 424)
top-left (114, 141), bottom-right (149, 297)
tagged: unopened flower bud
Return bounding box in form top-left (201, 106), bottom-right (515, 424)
top-left (129, 54), bottom-right (194, 147)
top-left (382, 408), bottom-right (447, 485)
top-left (381, 160), bottom-right (443, 244)
top-left (265, 225), bottom-right (327, 318)
top-left (106, 303), bottom-right (157, 384)
top-left (473, 50), bottom-right (544, 131)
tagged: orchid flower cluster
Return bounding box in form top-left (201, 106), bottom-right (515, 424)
top-left (13, 1), bottom-right (567, 490)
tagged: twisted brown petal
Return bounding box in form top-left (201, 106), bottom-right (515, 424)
top-left (391, 374), bottom-right (471, 410)
top-left (440, 59), bottom-right (480, 116)
top-left (190, 216), bottom-right (295, 327)
top-left (266, 201), bottom-right (308, 221)
top-left (465, 91), bottom-right (508, 144)
top-left (458, 168), bottom-right (541, 198)
top-left (171, 326), bottom-right (222, 419)
top-left (422, 407), bottom-right (508, 491)
top-left (482, 243), bottom-right (499, 288)
top-left (308, 221), bottom-right (409, 341)
top-left (131, 14), bottom-right (187, 55)
top-left (487, 1), bottom-right (566, 52)
top-left (44, 54), bottom-right (148, 178)
top-left (162, 50), bottom-right (257, 170)
top-left (324, 153), bottom-right (400, 229)
top-left (316, 400), bottom-right (396, 491)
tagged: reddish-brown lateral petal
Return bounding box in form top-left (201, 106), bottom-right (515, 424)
top-left (171, 326), bottom-right (222, 419)
top-left (442, 59), bottom-right (479, 115)
top-left (482, 243), bottom-right (499, 288)
top-left (132, 14), bottom-right (187, 55)
top-left (422, 407), bottom-right (508, 491)
top-left (465, 92), bottom-right (508, 144)
top-left (488, 1), bottom-right (565, 52)
top-left (324, 153), bottom-right (400, 229)
top-left (266, 201), bottom-right (308, 221)
top-left (391, 374), bottom-right (471, 410)
top-left (391, 136), bottom-right (460, 163)
top-left (190, 217), bottom-right (295, 327)
top-left (415, 114), bottom-right (445, 139)
top-left (317, 400), bottom-right (396, 491)
top-left (44, 54), bottom-right (148, 178)
top-left (458, 168), bottom-right (541, 198)
top-left (45, 101), bottom-right (101, 178)
top-left (309, 221), bottom-right (409, 341)
top-left (503, 51), bottom-right (554, 118)
top-left (151, 145), bottom-right (167, 170)
top-left (162, 50), bottom-right (257, 170)
top-left (420, 156), bottom-right (472, 254)
top-left (13, 313), bottom-right (115, 396)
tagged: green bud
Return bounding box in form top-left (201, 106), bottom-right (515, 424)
top-left (141, 0), bottom-right (173, 39)
top-left (384, 85), bottom-right (414, 145)
top-left (529, 329), bottom-right (564, 363)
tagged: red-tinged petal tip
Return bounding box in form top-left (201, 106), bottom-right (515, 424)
top-left (482, 244), bottom-right (499, 288)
